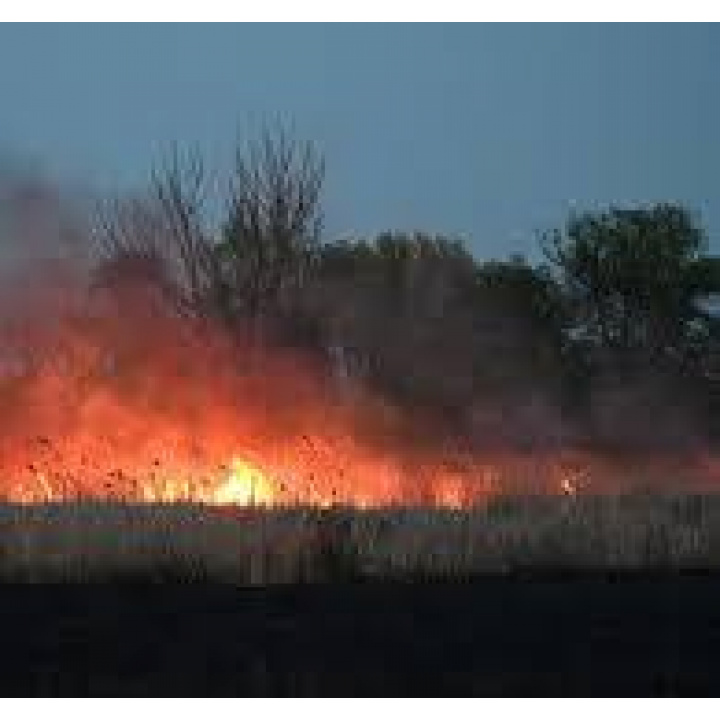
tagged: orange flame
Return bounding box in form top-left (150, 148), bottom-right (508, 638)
top-left (0, 271), bottom-right (717, 506)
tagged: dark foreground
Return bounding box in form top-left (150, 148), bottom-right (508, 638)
top-left (3, 574), bottom-right (720, 696)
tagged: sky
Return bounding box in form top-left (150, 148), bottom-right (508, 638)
top-left (0, 23), bottom-right (718, 260)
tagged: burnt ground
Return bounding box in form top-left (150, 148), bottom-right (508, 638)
top-left (2, 574), bottom-right (720, 696)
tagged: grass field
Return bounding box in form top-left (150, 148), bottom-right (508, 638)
top-left (2, 493), bottom-right (720, 582)
top-left (5, 495), bottom-right (720, 694)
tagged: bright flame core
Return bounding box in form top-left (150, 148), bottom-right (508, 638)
top-left (211, 458), bottom-right (276, 506)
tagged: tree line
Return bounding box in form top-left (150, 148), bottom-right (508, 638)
top-left (92, 127), bottom-right (720, 454)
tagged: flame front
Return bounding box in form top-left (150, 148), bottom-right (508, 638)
top-left (0, 277), bottom-right (716, 507)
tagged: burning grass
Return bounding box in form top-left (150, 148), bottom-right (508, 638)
top-left (2, 493), bottom-right (720, 583)
top-left (2, 256), bottom-right (719, 508)
top-left (1, 242), bottom-right (720, 584)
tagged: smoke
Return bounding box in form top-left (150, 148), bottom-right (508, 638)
top-left (587, 376), bottom-right (706, 454)
top-left (0, 164), bottom-right (715, 503)
top-left (0, 166), bottom-right (474, 504)
top-left (0, 158), bottom-right (89, 266)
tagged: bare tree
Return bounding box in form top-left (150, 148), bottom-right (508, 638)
top-left (221, 125), bottom-right (325, 338)
top-left (91, 126), bottom-right (326, 353)
top-left (92, 144), bottom-right (221, 319)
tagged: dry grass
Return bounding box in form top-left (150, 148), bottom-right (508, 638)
top-left (2, 494), bottom-right (720, 582)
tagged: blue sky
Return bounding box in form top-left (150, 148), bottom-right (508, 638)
top-left (0, 24), bottom-right (718, 259)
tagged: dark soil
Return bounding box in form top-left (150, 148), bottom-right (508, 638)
top-left (2, 573), bottom-right (720, 696)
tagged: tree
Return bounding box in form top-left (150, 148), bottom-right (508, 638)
top-left (92, 144), bottom-right (221, 320)
top-left (541, 203), bottom-right (720, 372)
top-left (219, 125), bottom-right (325, 346)
top-left (471, 256), bottom-right (573, 394)
top-left (312, 232), bottom-right (482, 419)
top-left (541, 203), bottom-right (720, 449)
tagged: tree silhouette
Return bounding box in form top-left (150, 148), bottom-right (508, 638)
top-left (220, 125), bottom-right (325, 344)
top-left (541, 203), bottom-right (720, 449)
top-left (541, 203), bottom-right (720, 371)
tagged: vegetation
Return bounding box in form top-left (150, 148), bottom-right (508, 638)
top-left (91, 125), bottom-right (720, 455)
top-left (2, 496), bottom-right (720, 583)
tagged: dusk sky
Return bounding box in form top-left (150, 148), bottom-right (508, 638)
top-left (0, 23), bottom-right (718, 259)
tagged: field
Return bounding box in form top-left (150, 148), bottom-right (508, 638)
top-left (2, 494), bottom-right (720, 582)
top-left (4, 496), bottom-right (720, 695)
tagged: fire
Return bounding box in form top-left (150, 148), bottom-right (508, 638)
top-left (432, 470), bottom-right (467, 508)
top-left (209, 458), bottom-right (276, 506)
top-left (560, 473), bottom-right (577, 497)
top-left (0, 267), bottom-right (717, 507)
